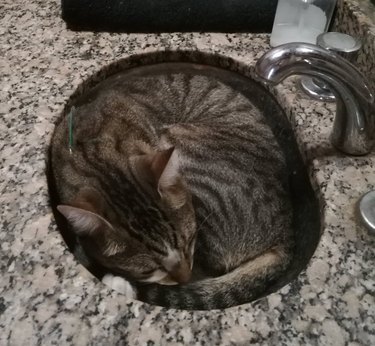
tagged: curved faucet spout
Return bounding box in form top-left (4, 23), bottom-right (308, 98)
top-left (255, 43), bottom-right (374, 155)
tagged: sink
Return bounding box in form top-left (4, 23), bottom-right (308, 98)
top-left (47, 52), bottom-right (321, 307)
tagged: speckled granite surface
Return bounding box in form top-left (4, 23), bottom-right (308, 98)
top-left (334, 0), bottom-right (375, 89)
top-left (1, 0), bottom-right (374, 345)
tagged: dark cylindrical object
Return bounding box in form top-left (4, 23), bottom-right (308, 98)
top-left (61, 0), bottom-right (278, 33)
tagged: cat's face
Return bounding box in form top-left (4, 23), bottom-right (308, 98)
top-left (58, 148), bottom-right (196, 284)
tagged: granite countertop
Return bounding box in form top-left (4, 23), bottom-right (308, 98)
top-left (349, 0), bottom-right (375, 29)
top-left (1, 0), bottom-right (374, 345)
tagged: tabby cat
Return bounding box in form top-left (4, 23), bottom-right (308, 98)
top-left (50, 64), bottom-right (293, 310)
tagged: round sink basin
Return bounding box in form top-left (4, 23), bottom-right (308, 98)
top-left (48, 51), bottom-right (321, 309)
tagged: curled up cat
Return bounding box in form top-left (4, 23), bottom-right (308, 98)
top-left (50, 66), bottom-right (293, 310)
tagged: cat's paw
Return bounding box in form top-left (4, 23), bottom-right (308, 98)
top-left (102, 274), bottom-right (137, 300)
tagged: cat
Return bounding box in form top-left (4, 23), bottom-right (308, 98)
top-left (50, 64), bottom-right (293, 310)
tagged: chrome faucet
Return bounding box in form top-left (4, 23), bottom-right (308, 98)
top-left (254, 43), bottom-right (375, 155)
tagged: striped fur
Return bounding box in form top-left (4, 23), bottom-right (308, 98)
top-left (51, 70), bottom-right (293, 309)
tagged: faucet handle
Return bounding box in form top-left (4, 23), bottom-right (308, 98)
top-left (317, 32), bottom-right (362, 62)
top-left (300, 32), bottom-right (362, 102)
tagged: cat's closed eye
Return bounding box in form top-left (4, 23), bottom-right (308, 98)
top-left (140, 268), bottom-right (159, 275)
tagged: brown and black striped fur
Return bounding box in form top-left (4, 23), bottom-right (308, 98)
top-left (51, 67), bottom-right (293, 310)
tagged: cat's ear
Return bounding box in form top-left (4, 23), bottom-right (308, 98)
top-left (133, 148), bottom-right (188, 208)
top-left (149, 147), bottom-right (175, 182)
top-left (132, 147), bottom-right (174, 183)
top-left (57, 205), bottom-right (112, 236)
top-left (156, 149), bottom-right (188, 209)
top-left (57, 188), bottom-right (112, 236)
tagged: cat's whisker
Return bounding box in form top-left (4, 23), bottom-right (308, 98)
top-left (196, 210), bottom-right (214, 233)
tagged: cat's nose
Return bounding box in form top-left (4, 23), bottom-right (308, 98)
top-left (169, 259), bottom-right (192, 284)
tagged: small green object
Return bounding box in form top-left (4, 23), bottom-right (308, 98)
top-left (68, 106), bottom-right (75, 153)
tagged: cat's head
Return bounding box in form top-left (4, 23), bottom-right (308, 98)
top-left (57, 147), bottom-right (196, 285)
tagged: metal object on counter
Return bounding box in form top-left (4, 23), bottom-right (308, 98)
top-left (254, 42), bottom-right (374, 155)
top-left (316, 32), bottom-right (362, 60)
top-left (300, 32), bottom-right (362, 102)
top-left (299, 76), bottom-right (337, 102)
top-left (358, 190), bottom-right (375, 235)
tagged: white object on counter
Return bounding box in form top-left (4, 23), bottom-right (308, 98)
top-left (270, 0), bottom-right (337, 47)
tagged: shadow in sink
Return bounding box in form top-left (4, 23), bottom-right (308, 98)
top-left (47, 51), bottom-right (321, 307)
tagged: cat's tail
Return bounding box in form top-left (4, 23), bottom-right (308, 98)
top-left (135, 245), bottom-right (291, 310)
